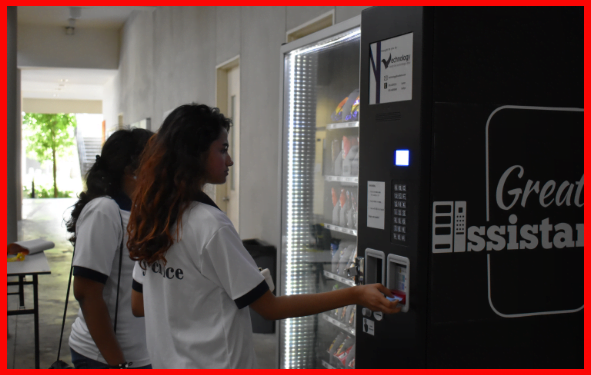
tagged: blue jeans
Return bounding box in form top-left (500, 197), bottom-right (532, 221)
top-left (70, 348), bottom-right (152, 369)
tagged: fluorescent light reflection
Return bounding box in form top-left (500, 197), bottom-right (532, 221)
top-left (282, 27), bottom-right (361, 369)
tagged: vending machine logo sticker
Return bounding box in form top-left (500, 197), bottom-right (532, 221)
top-left (432, 105), bottom-right (583, 318)
top-left (369, 32), bottom-right (413, 105)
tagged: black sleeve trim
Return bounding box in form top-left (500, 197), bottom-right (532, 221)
top-left (132, 279), bottom-right (143, 293)
top-left (73, 266), bottom-right (109, 284)
top-left (235, 280), bottom-right (269, 309)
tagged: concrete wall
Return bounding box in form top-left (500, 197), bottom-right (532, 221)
top-left (103, 6), bottom-right (369, 249)
top-left (17, 24), bottom-right (120, 69)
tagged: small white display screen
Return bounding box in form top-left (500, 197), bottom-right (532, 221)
top-left (395, 150), bottom-right (410, 166)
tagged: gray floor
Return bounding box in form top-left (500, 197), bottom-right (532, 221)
top-left (7, 198), bottom-right (277, 369)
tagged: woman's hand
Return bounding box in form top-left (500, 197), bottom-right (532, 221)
top-left (353, 283), bottom-right (402, 314)
top-left (252, 282), bottom-right (402, 321)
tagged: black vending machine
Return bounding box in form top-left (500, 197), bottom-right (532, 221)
top-left (356, 7), bottom-right (583, 368)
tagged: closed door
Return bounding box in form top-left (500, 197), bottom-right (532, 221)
top-left (225, 66), bottom-right (240, 233)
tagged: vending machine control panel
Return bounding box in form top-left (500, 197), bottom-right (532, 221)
top-left (391, 182), bottom-right (409, 243)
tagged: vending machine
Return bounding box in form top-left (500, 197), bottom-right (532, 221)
top-left (355, 7), bottom-right (583, 368)
top-left (278, 16), bottom-right (362, 369)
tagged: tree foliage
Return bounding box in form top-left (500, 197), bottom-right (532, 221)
top-left (23, 113), bottom-right (77, 198)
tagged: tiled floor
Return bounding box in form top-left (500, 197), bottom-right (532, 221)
top-left (7, 198), bottom-right (277, 369)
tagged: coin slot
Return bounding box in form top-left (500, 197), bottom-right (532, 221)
top-left (364, 248), bottom-right (385, 285)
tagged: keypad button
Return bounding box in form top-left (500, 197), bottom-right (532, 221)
top-left (401, 202), bottom-right (406, 208)
top-left (401, 226), bottom-right (406, 233)
top-left (401, 235), bottom-right (406, 241)
top-left (402, 218), bottom-right (406, 225)
top-left (401, 210), bottom-right (406, 217)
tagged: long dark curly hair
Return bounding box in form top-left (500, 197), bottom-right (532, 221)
top-left (66, 128), bottom-right (154, 245)
top-left (127, 104), bottom-right (231, 267)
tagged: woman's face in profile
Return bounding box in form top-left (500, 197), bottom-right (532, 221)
top-left (205, 128), bottom-right (233, 185)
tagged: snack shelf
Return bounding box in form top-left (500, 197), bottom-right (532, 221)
top-left (326, 121), bottom-right (359, 130)
top-left (321, 360), bottom-right (354, 370)
top-left (324, 270), bottom-right (355, 287)
top-left (322, 313), bottom-right (356, 336)
top-left (324, 175), bottom-right (358, 184)
top-left (321, 360), bottom-right (336, 369)
top-left (324, 223), bottom-right (357, 236)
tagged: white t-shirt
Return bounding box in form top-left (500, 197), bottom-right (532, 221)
top-left (132, 195), bottom-right (268, 369)
top-left (69, 196), bottom-right (150, 367)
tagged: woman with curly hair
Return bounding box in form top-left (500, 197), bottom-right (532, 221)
top-left (128, 103), bottom-right (400, 369)
top-left (66, 128), bottom-right (153, 369)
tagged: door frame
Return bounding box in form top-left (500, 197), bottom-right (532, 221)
top-left (214, 55), bottom-right (240, 230)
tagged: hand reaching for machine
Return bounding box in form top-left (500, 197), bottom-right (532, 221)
top-left (353, 283), bottom-right (402, 314)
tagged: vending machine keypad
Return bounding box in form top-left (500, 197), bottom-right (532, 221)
top-left (392, 183), bottom-right (408, 243)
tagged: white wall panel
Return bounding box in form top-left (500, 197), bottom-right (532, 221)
top-left (216, 7), bottom-right (240, 66)
top-left (336, 6), bottom-right (370, 23)
top-left (239, 6), bottom-right (286, 245)
top-left (118, 11), bottom-right (155, 126)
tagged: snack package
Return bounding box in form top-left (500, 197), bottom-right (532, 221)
top-left (331, 188), bottom-right (340, 225)
top-left (338, 345), bottom-right (354, 366)
top-left (338, 244), bottom-right (355, 276)
top-left (339, 305), bottom-right (348, 321)
top-left (331, 97), bottom-right (348, 122)
top-left (338, 189), bottom-right (347, 227)
top-left (327, 332), bottom-right (346, 355)
top-left (343, 247), bottom-right (357, 278)
top-left (334, 336), bottom-right (354, 357)
top-left (345, 190), bottom-right (355, 228)
top-left (331, 248), bottom-right (341, 273)
top-left (341, 89), bottom-right (360, 121)
top-left (342, 136), bottom-right (351, 160)
top-left (7, 252), bottom-right (26, 262)
top-left (344, 305), bottom-right (354, 324)
top-left (331, 139), bottom-right (341, 172)
top-left (330, 239), bottom-right (340, 256)
top-left (332, 241), bottom-right (348, 274)
top-left (342, 136), bottom-right (358, 177)
top-left (351, 138), bottom-right (360, 176)
top-left (334, 149), bottom-right (343, 176)
top-left (350, 191), bottom-right (358, 229)
top-left (350, 96), bottom-right (360, 121)
top-left (345, 344), bottom-right (356, 367)
top-left (348, 306), bottom-right (356, 325)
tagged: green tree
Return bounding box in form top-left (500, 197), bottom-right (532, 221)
top-left (23, 113), bottom-right (77, 198)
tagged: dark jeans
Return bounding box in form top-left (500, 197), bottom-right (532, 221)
top-left (70, 348), bottom-right (152, 369)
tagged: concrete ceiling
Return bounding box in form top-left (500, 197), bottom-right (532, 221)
top-left (18, 6), bottom-right (156, 103)
top-left (18, 6), bottom-right (156, 29)
top-left (21, 68), bottom-right (118, 100)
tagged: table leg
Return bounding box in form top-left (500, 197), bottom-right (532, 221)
top-left (33, 274), bottom-right (39, 369)
top-left (19, 276), bottom-right (25, 308)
